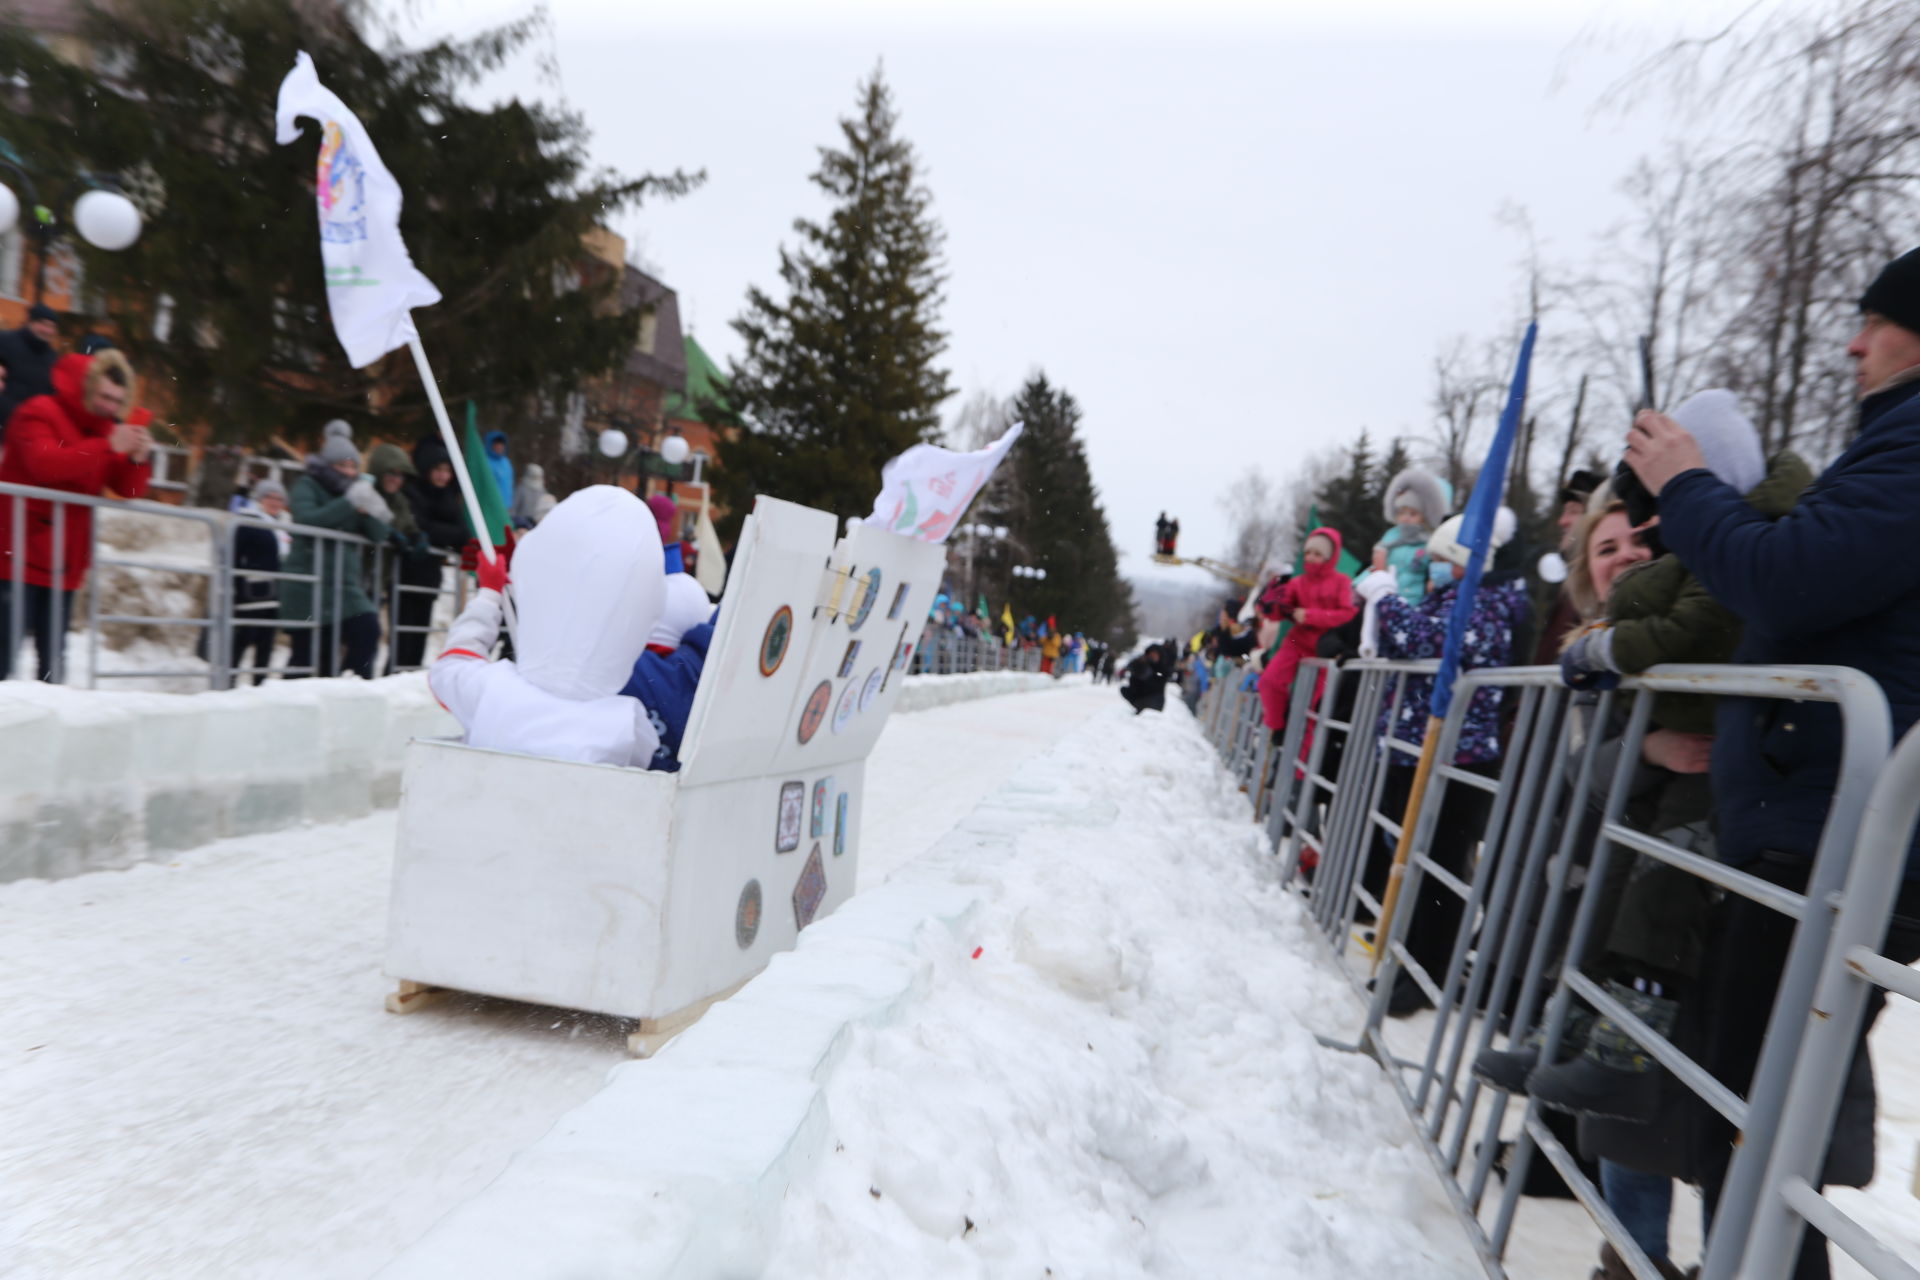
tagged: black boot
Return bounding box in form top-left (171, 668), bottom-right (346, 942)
top-left (1471, 1004), bottom-right (1597, 1093)
top-left (1526, 979), bottom-right (1679, 1122)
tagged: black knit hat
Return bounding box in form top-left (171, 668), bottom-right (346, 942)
top-left (1559, 469), bottom-right (1605, 507)
top-left (27, 303), bottom-right (57, 324)
top-left (1860, 247), bottom-right (1920, 336)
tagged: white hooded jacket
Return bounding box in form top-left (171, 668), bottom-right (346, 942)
top-left (429, 485), bottom-right (666, 768)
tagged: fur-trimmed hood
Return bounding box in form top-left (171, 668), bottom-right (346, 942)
top-left (1381, 466), bottom-right (1449, 528)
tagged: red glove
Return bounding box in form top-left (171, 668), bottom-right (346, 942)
top-left (476, 547), bottom-right (509, 595)
top-left (460, 538), bottom-right (480, 574)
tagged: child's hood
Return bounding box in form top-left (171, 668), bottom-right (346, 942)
top-left (509, 485), bottom-right (664, 699)
top-left (1380, 466), bottom-right (1449, 528)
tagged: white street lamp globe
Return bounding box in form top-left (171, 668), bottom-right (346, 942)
top-left (993, 526), bottom-right (1008, 539)
top-left (73, 189), bottom-right (142, 251)
top-left (597, 427), bottom-right (628, 458)
top-left (1036, 568), bottom-right (1047, 580)
top-left (0, 184), bottom-right (17, 238)
top-left (659, 434), bottom-right (691, 466)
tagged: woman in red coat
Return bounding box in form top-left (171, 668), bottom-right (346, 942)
top-left (1257, 526), bottom-right (1356, 731)
top-left (0, 350), bottom-right (152, 681)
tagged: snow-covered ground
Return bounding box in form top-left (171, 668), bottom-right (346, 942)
top-left (4, 678), bottom-right (1908, 1279)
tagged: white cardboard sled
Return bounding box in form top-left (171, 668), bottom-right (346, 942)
top-left (383, 496), bottom-right (949, 1051)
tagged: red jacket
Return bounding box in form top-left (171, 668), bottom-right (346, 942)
top-left (0, 354), bottom-right (152, 590)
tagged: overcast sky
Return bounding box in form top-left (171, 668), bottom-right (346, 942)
top-left (401, 0), bottom-right (1752, 586)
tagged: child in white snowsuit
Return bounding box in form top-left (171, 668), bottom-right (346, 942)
top-left (429, 485), bottom-right (666, 768)
top-left (1372, 466), bottom-right (1449, 603)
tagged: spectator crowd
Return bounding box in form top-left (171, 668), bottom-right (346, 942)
top-left (1171, 246), bottom-right (1920, 1280)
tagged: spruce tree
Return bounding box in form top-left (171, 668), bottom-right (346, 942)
top-left (1000, 373), bottom-right (1136, 648)
top-left (1312, 431), bottom-right (1381, 555)
top-left (711, 67), bottom-right (952, 538)
top-left (0, 1), bottom-right (698, 446)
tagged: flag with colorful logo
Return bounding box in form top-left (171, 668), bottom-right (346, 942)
top-left (274, 51), bottom-right (442, 368)
top-left (864, 422), bottom-right (1023, 543)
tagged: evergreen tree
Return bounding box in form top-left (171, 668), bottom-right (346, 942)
top-left (0, 1), bottom-right (698, 445)
top-left (1000, 373), bottom-right (1136, 647)
top-left (711, 67), bottom-right (952, 538)
top-left (1311, 430), bottom-right (1383, 555)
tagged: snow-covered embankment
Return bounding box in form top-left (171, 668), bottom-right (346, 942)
top-left (383, 700), bottom-right (1476, 1280)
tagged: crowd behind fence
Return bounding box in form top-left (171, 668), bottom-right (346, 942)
top-left (1192, 657), bottom-right (1918, 1280)
top-left (2, 478), bottom-right (466, 690)
top-left (1, 479), bottom-right (1051, 692)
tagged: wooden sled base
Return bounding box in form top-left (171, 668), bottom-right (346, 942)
top-left (382, 976), bottom-right (752, 1058)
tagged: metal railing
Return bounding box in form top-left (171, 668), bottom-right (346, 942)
top-left (1191, 657), bottom-right (1915, 1280)
top-left (2, 478), bottom-right (465, 689)
top-left (909, 628), bottom-right (1046, 675)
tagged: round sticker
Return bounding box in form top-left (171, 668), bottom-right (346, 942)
top-left (760, 606), bottom-right (794, 677)
top-left (735, 879), bottom-right (763, 950)
top-left (859, 668), bottom-right (883, 712)
top-left (797, 681), bottom-right (832, 744)
top-left (832, 681), bottom-right (857, 734)
top-left (849, 568), bottom-right (882, 632)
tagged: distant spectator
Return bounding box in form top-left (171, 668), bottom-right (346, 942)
top-left (230, 480), bottom-right (292, 684)
top-left (1041, 629), bottom-right (1062, 675)
top-left (512, 463), bottom-right (555, 529)
top-left (0, 303), bottom-right (61, 435)
top-left (0, 350), bottom-right (150, 681)
top-left (393, 437), bottom-right (468, 671)
top-left (484, 429), bottom-right (514, 503)
top-left (1121, 645), bottom-right (1169, 714)
top-left (281, 436), bottom-right (391, 680)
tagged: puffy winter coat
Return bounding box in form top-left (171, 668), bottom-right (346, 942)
top-left (431, 486), bottom-right (665, 768)
top-left (1375, 523), bottom-right (1431, 603)
top-left (1660, 376), bottom-right (1920, 879)
top-left (1605, 451), bottom-right (1814, 735)
top-left (1373, 575), bottom-right (1529, 766)
top-left (279, 463), bottom-right (390, 626)
top-left (0, 324), bottom-right (59, 429)
top-left (620, 616), bottom-right (715, 771)
top-left (1256, 527), bottom-right (1357, 730)
top-left (0, 353), bottom-right (152, 590)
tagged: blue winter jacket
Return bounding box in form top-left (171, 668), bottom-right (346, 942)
top-left (619, 615), bottom-right (715, 772)
top-left (1660, 376), bottom-right (1920, 880)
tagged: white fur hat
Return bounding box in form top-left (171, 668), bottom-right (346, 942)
top-left (1671, 389), bottom-right (1764, 495)
top-left (1381, 466), bottom-right (1450, 528)
top-left (1426, 506), bottom-right (1517, 570)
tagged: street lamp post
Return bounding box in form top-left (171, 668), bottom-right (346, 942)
top-left (0, 158), bottom-right (144, 302)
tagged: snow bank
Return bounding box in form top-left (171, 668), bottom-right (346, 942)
top-left (382, 701), bottom-right (1475, 1280)
top-left (896, 669), bottom-right (1057, 711)
top-left (0, 670), bottom-right (1057, 884)
top-left (0, 676), bottom-right (456, 883)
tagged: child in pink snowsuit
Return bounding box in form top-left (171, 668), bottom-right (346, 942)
top-left (1258, 527), bottom-right (1357, 731)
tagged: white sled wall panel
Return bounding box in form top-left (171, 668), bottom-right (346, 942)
top-left (678, 499), bottom-right (839, 788)
top-left (387, 739), bottom-right (676, 1018)
top-left (650, 761), bottom-right (865, 1016)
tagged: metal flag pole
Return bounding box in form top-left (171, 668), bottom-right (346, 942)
top-left (408, 335), bottom-right (517, 646)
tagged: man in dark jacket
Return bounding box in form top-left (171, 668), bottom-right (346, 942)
top-left (1121, 646), bottom-right (1168, 714)
top-left (392, 436), bottom-right (469, 670)
top-left (0, 303), bottom-right (61, 434)
top-left (1626, 245), bottom-right (1920, 1280)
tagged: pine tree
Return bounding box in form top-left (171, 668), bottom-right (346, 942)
top-left (711, 67), bottom-right (952, 538)
top-left (1312, 430), bottom-right (1380, 555)
top-left (0, 1), bottom-right (698, 445)
top-left (1001, 373), bottom-right (1136, 647)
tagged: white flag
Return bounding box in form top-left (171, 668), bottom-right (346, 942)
top-left (274, 51), bottom-right (443, 368)
top-left (863, 421), bottom-right (1024, 544)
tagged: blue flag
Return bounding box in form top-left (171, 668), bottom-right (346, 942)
top-left (1431, 321), bottom-right (1538, 722)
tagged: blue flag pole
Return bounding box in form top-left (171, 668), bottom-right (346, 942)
top-left (1372, 321), bottom-right (1538, 973)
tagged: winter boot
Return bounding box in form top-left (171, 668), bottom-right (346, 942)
top-left (1591, 1241), bottom-right (1688, 1280)
top-left (1471, 1004), bottom-right (1597, 1094)
top-left (1527, 979), bottom-right (1679, 1122)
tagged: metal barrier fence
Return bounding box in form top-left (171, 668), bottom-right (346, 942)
top-left (1, 479), bottom-right (464, 690)
top-left (909, 629), bottom-right (1046, 675)
top-left (1191, 657), bottom-right (1916, 1280)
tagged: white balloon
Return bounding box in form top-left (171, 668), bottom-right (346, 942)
top-left (1537, 551), bottom-right (1569, 585)
top-left (0, 184), bottom-right (17, 238)
top-left (72, 189), bottom-right (142, 251)
top-left (659, 434), bottom-right (691, 466)
top-left (597, 427), bottom-right (628, 458)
